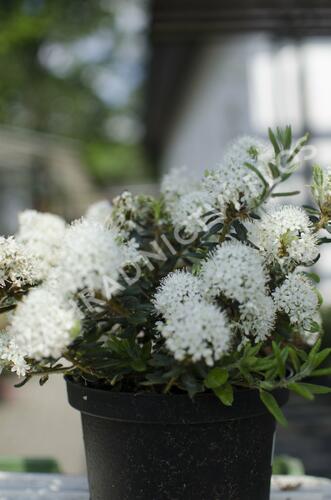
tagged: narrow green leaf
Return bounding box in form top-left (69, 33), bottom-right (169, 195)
top-left (260, 390), bottom-right (288, 426)
top-left (272, 191), bottom-right (300, 198)
top-left (204, 367), bottom-right (228, 389)
top-left (288, 382), bottom-right (314, 400)
top-left (303, 205), bottom-right (320, 216)
top-left (312, 348), bottom-right (331, 368)
top-left (284, 126), bottom-right (292, 150)
top-left (39, 375), bottom-right (49, 386)
top-left (318, 237), bottom-right (331, 245)
top-left (272, 341), bottom-right (286, 378)
top-left (245, 162), bottom-right (269, 189)
top-left (299, 383), bottom-right (331, 395)
top-left (268, 162), bottom-right (280, 179)
top-left (310, 367), bottom-right (331, 377)
top-left (214, 383), bottom-right (234, 406)
top-left (268, 128), bottom-right (280, 155)
top-left (288, 347), bottom-right (300, 372)
top-left (305, 272), bottom-right (320, 284)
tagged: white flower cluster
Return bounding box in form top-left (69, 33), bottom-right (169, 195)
top-left (273, 273), bottom-right (319, 332)
top-left (0, 209), bottom-right (144, 376)
top-left (162, 137), bottom-right (274, 234)
top-left (202, 136), bottom-right (273, 214)
top-left (153, 270), bottom-right (203, 316)
top-left (7, 287), bottom-right (81, 365)
top-left (154, 269), bottom-right (232, 365)
top-left (154, 241), bottom-right (278, 362)
top-left (168, 190), bottom-right (213, 235)
top-left (238, 294), bottom-right (276, 342)
top-left (49, 218), bottom-right (140, 296)
top-left (248, 206), bottom-right (319, 268)
top-left (201, 241), bottom-right (275, 341)
top-left (157, 300), bottom-right (232, 366)
top-left (0, 332), bottom-right (29, 377)
top-left (86, 200), bottom-right (112, 226)
top-left (200, 241), bottom-right (267, 303)
top-left (17, 210), bottom-right (66, 281)
top-left (161, 166), bottom-right (198, 204)
top-left (0, 236), bottom-right (37, 288)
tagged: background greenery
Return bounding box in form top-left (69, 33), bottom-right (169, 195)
top-left (0, 0), bottom-right (152, 184)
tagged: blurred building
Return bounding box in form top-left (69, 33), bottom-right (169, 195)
top-left (0, 126), bottom-right (100, 234)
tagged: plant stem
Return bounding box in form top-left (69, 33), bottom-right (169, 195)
top-left (219, 218), bottom-right (232, 243)
top-left (163, 376), bottom-right (177, 394)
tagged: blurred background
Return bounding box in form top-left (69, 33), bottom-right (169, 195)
top-left (1, 0), bottom-right (331, 478)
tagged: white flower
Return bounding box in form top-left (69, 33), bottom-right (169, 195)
top-left (157, 299), bottom-right (232, 366)
top-left (153, 270), bottom-right (203, 317)
top-left (48, 218), bottom-right (141, 296)
top-left (17, 210), bottom-right (66, 281)
top-left (0, 236), bottom-right (37, 288)
top-left (239, 294), bottom-right (276, 342)
top-left (0, 332), bottom-right (30, 377)
top-left (247, 205), bottom-right (319, 267)
top-left (166, 190), bottom-right (214, 234)
top-left (161, 166), bottom-right (199, 204)
top-left (202, 136), bottom-right (273, 214)
top-left (86, 200), bottom-right (112, 226)
top-left (273, 273), bottom-right (319, 331)
top-left (6, 287), bottom-right (81, 360)
top-left (200, 241), bottom-right (268, 304)
top-left (224, 136), bottom-right (273, 170)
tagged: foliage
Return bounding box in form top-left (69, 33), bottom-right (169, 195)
top-left (1, 127), bottom-right (331, 424)
top-left (0, 0), bottom-right (150, 182)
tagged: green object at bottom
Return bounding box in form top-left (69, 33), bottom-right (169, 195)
top-left (273, 455), bottom-right (305, 475)
top-left (0, 457), bottom-right (60, 473)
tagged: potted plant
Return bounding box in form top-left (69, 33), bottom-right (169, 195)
top-left (1, 127), bottom-right (331, 500)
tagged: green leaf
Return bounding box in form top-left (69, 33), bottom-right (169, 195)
top-left (288, 347), bottom-right (300, 372)
top-left (311, 367), bottom-right (331, 377)
top-left (312, 347), bottom-right (331, 368)
top-left (260, 390), bottom-right (288, 426)
top-left (318, 237), bottom-right (331, 245)
top-left (287, 133), bottom-right (309, 164)
top-left (39, 375), bottom-right (49, 386)
top-left (245, 162), bottom-right (269, 190)
top-left (298, 383), bottom-right (331, 395)
top-left (303, 205), bottom-right (320, 216)
top-left (272, 191), bottom-right (300, 197)
top-left (204, 367), bottom-right (228, 389)
top-left (288, 382), bottom-right (314, 400)
top-left (312, 164), bottom-right (324, 189)
top-left (284, 126), bottom-right (292, 150)
top-left (268, 128), bottom-right (281, 155)
top-left (309, 320), bottom-right (322, 333)
top-left (268, 162), bottom-right (280, 179)
top-left (214, 383), bottom-right (234, 406)
top-left (130, 359), bottom-right (147, 372)
top-left (309, 339), bottom-right (322, 359)
top-left (14, 376), bottom-right (32, 388)
top-left (272, 341), bottom-right (286, 378)
top-left (305, 272), bottom-right (320, 284)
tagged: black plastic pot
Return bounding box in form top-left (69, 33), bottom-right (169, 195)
top-left (66, 378), bottom-right (288, 500)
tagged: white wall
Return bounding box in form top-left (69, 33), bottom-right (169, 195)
top-left (161, 35), bottom-right (267, 175)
